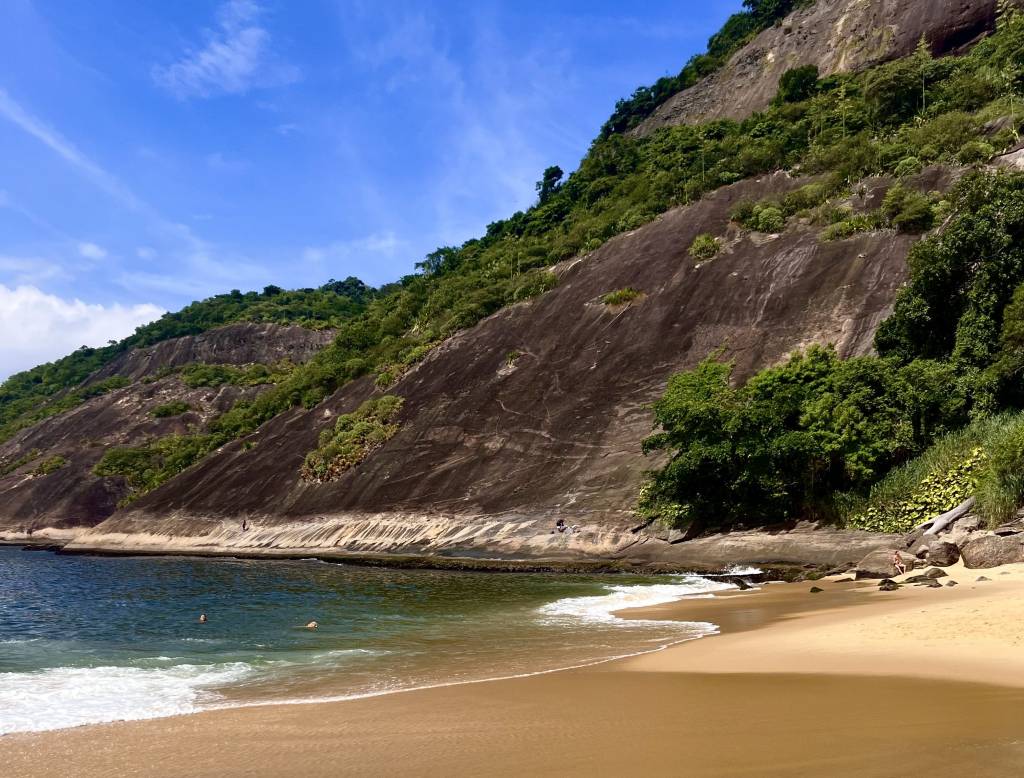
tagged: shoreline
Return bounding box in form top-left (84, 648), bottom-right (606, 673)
top-left (4, 562), bottom-right (1024, 775)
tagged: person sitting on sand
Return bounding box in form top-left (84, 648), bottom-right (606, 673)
top-left (199, 613), bottom-right (207, 623)
top-left (555, 519), bottom-right (567, 533)
top-left (892, 550), bottom-right (906, 576)
top-left (305, 621), bottom-right (318, 630)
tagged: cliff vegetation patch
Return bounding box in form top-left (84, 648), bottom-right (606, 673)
top-left (300, 395), bottom-right (404, 483)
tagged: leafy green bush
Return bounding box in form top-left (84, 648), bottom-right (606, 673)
top-left (300, 395), bottom-right (404, 483)
top-left (756, 206), bottom-right (786, 233)
top-left (640, 348), bottom-right (969, 531)
top-left (774, 64), bottom-right (819, 105)
top-left (179, 362), bottom-right (295, 388)
top-left (881, 184), bottom-right (935, 233)
top-left (781, 180), bottom-right (837, 215)
top-left (601, 288), bottom-right (643, 306)
top-left (820, 211), bottom-right (884, 241)
top-left (688, 234), bottom-right (720, 261)
top-left (151, 400), bottom-right (192, 418)
top-left (32, 455), bottom-right (68, 476)
top-left (893, 156), bottom-right (923, 178)
top-left (846, 448), bottom-right (984, 533)
top-left (94, 434), bottom-right (221, 501)
top-left (957, 140), bottom-right (995, 164)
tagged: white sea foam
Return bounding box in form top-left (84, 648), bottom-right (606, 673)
top-left (723, 565), bottom-right (763, 576)
top-left (0, 662), bottom-right (253, 735)
top-left (537, 575), bottom-right (735, 627)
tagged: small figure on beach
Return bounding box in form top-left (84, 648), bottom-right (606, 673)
top-left (198, 613), bottom-right (207, 623)
top-left (305, 621), bottom-right (318, 630)
top-left (891, 550), bottom-right (906, 576)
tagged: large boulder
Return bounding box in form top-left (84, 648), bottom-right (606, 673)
top-left (925, 540), bottom-right (961, 567)
top-left (961, 534), bottom-right (1024, 569)
top-left (855, 549), bottom-right (916, 579)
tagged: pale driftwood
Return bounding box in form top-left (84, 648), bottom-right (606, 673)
top-left (919, 497), bottom-right (976, 536)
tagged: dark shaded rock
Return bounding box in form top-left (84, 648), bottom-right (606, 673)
top-left (993, 523), bottom-right (1024, 537)
top-left (924, 540), bottom-right (960, 567)
top-left (904, 574), bottom-right (931, 584)
top-left (924, 567), bottom-right (947, 579)
top-left (946, 580), bottom-right (959, 587)
top-left (809, 586), bottom-right (824, 593)
top-left (878, 579), bottom-right (900, 591)
top-left (922, 579), bottom-right (943, 588)
top-left (962, 535), bottom-right (1024, 569)
top-left (977, 576), bottom-right (992, 582)
top-left (833, 577), bottom-right (854, 583)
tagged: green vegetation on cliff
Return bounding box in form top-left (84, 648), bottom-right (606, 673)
top-left (639, 6), bottom-right (1024, 534)
top-left (600, 0), bottom-right (815, 137)
top-left (11, 1), bottom-right (1024, 519)
top-left (299, 395), bottom-right (404, 483)
top-left (0, 280), bottom-right (372, 435)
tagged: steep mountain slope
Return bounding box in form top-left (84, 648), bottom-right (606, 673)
top-left (632, 0), bottom-right (1005, 135)
top-left (62, 172), bottom-right (920, 560)
top-left (3, 0), bottom-right (1021, 569)
top-left (0, 324), bottom-right (332, 538)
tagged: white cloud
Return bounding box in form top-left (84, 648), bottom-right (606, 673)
top-left (0, 285), bottom-right (164, 380)
top-left (152, 0), bottom-right (300, 100)
top-left (302, 232), bottom-right (406, 266)
top-left (0, 256), bottom-right (66, 286)
top-left (77, 241), bottom-right (107, 259)
top-left (136, 246), bottom-right (156, 260)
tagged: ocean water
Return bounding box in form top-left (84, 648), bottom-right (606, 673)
top-left (0, 546), bottom-right (735, 735)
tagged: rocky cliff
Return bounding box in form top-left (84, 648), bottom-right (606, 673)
top-left (0, 324), bottom-right (332, 538)
top-left (59, 171), bottom-right (930, 566)
top-left (633, 0), bottom-right (1005, 135)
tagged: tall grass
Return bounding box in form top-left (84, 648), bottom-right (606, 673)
top-left (843, 412), bottom-right (1024, 531)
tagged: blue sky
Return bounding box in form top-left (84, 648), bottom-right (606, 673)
top-left (0, 0), bottom-right (739, 378)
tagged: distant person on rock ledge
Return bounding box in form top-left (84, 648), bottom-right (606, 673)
top-left (892, 550), bottom-right (907, 576)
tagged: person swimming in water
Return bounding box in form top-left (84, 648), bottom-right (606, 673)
top-left (305, 621), bottom-right (318, 630)
top-left (198, 613), bottom-right (207, 623)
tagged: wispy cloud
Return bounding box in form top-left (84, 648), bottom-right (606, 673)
top-left (0, 284), bottom-right (164, 380)
top-left (152, 0), bottom-right (300, 100)
top-left (0, 87), bottom-right (275, 301)
top-left (0, 89), bottom-right (145, 211)
top-left (0, 256), bottom-right (67, 286)
top-left (77, 241), bottom-right (107, 259)
top-left (302, 232), bottom-right (408, 282)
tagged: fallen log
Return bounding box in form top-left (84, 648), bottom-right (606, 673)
top-left (918, 497), bottom-right (975, 536)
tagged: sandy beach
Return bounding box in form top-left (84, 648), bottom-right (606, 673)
top-left (4, 561), bottom-right (1024, 777)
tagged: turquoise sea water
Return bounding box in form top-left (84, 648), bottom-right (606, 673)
top-left (0, 546), bottom-right (736, 734)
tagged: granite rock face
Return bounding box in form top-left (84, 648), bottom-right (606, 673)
top-left (57, 172), bottom-right (921, 561)
top-left (633, 0), bottom-right (1008, 136)
top-left (0, 323), bottom-right (332, 532)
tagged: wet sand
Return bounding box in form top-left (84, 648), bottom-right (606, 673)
top-left (5, 562), bottom-right (1024, 777)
